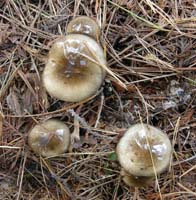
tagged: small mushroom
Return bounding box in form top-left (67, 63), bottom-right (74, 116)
top-left (43, 34), bottom-right (106, 102)
top-left (116, 123), bottom-right (172, 187)
top-left (28, 119), bottom-right (70, 157)
top-left (66, 16), bottom-right (100, 40)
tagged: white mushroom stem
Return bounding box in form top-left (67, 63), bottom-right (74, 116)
top-left (120, 169), bottom-right (154, 187)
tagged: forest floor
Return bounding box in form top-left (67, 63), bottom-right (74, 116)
top-left (0, 0), bottom-right (196, 200)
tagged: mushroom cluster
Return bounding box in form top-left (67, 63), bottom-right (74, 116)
top-left (116, 123), bottom-right (172, 187)
top-left (43, 16), bottom-right (106, 102)
top-left (28, 17), bottom-right (173, 191)
top-left (29, 16), bottom-right (105, 156)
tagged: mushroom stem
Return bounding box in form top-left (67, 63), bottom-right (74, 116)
top-left (121, 169), bottom-right (154, 187)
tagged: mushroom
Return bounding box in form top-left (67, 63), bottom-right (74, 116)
top-left (66, 16), bottom-right (100, 40)
top-left (116, 123), bottom-right (172, 187)
top-left (43, 34), bottom-right (106, 102)
top-left (28, 119), bottom-right (70, 157)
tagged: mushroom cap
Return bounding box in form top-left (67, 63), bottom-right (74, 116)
top-left (66, 16), bottom-right (100, 40)
top-left (43, 34), bottom-right (106, 102)
top-left (28, 119), bottom-right (70, 157)
top-left (116, 123), bottom-right (172, 177)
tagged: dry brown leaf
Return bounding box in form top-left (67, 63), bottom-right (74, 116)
top-left (6, 88), bottom-right (23, 115)
top-left (22, 88), bottom-right (34, 113)
top-left (180, 109), bottom-right (194, 126)
top-left (112, 80), bottom-right (136, 93)
top-left (71, 116), bottom-right (80, 143)
top-left (0, 23), bottom-right (10, 45)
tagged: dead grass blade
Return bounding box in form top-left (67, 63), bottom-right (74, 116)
top-left (107, 0), bottom-right (168, 31)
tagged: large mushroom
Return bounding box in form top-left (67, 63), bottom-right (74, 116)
top-left (43, 34), bottom-right (106, 102)
top-left (28, 119), bottom-right (70, 157)
top-left (66, 16), bottom-right (100, 40)
top-left (116, 123), bottom-right (172, 187)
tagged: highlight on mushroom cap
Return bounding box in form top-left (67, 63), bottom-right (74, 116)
top-left (43, 34), bottom-right (106, 102)
top-left (116, 123), bottom-right (172, 177)
top-left (66, 16), bottom-right (100, 40)
top-left (28, 119), bottom-right (70, 157)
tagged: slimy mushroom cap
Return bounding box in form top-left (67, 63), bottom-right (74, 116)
top-left (67, 16), bottom-right (100, 40)
top-left (28, 119), bottom-right (70, 157)
top-left (116, 123), bottom-right (172, 177)
top-left (43, 34), bottom-right (106, 102)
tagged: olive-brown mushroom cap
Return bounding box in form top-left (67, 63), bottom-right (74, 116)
top-left (66, 16), bottom-right (100, 40)
top-left (116, 123), bottom-right (172, 177)
top-left (28, 119), bottom-right (70, 157)
top-left (43, 34), bottom-right (106, 102)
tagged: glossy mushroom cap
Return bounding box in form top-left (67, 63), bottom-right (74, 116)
top-left (116, 123), bottom-right (172, 177)
top-left (43, 34), bottom-right (106, 102)
top-left (66, 16), bottom-right (100, 40)
top-left (28, 119), bottom-right (70, 157)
